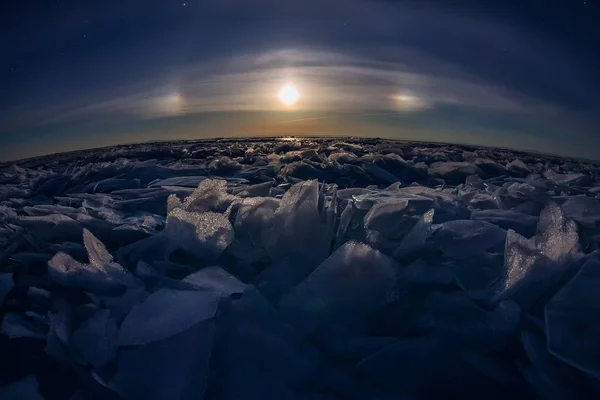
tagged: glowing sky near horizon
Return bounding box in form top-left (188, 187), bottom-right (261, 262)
top-left (1, 0), bottom-right (599, 161)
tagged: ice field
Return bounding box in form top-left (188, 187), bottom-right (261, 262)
top-left (1, 137), bottom-right (600, 399)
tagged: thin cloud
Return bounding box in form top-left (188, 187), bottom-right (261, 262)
top-left (18, 47), bottom-right (562, 129)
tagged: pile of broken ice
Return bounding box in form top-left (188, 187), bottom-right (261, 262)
top-left (1, 138), bottom-right (600, 399)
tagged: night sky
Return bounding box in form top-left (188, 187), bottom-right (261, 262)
top-left (1, 0), bottom-right (599, 161)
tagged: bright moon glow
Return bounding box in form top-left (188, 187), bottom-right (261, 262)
top-left (393, 92), bottom-right (426, 111)
top-left (279, 84), bottom-right (299, 106)
top-left (155, 92), bottom-right (184, 116)
top-left (165, 92), bottom-right (183, 113)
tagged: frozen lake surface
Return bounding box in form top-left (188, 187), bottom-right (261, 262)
top-left (1, 137), bottom-right (600, 399)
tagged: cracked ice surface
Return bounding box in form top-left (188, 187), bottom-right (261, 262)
top-left (1, 137), bottom-right (600, 399)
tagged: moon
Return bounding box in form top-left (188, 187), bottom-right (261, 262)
top-left (279, 84), bottom-right (299, 106)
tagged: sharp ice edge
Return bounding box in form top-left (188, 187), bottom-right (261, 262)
top-left (1, 138), bottom-right (600, 399)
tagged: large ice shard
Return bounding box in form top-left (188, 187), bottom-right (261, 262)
top-left (48, 252), bottom-right (127, 294)
top-left (561, 196), bottom-right (600, 228)
top-left (520, 326), bottom-right (591, 399)
top-left (232, 197), bottom-right (280, 244)
top-left (258, 180), bottom-right (336, 298)
top-left (545, 259), bottom-right (600, 379)
top-left (431, 220), bottom-right (506, 260)
top-left (535, 202), bottom-right (579, 262)
top-left (149, 176), bottom-right (207, 188)
top-left (110, 320), bottom-right (215, 400)
top-left (181, 266), bottom-right (246, 295)
top-left (210, 287), bottom-right (321, 400)
top-left (83, 228), bottom-right (128, 277)
top-left (362, 162), bottom-right (400, 184)
top-left (333, 201), bottom-right (355, 249)
top-left (231, 181), bottom-right (273, 197)
top-left (507, 159), bottom-right (531, 176)
top-left (102, 285), bottom-right (149, 322)
top-left (428, 161), bottom-right (484, 183)
top-left (363, 200), bottom-right (409, 239)
top-left (545, 172), bottom-right (592, 186)
top-left (413, 291), bottom-right (520, 348)
top-left (494, 203), bottom-right (580, 309)
top-left (279, 241), bottom-right (398, 335)
top-left (48, 229), bottom-right (137, 294)
top-left (45, 299), bottom-right (72, 365)
top-left (17, 214), bottom-right (83, 242)
top-left (118, 288), bottom-right (221, 346)
top-left (372, 153), bottom-right (426, 182)
top-left (164, 209), bottom-right (234, 261)
top-left (70, 309), bottom-right (118, 368)
top-left (262, 180), bottom-right (333, 260)
top-left (471, 209), bottom-right (538, 238)
top-left (475, 158), bottom-right (507, 175)
top-left (395, 208), bottom-right (434, 256)
top-left (181, 179), bottom-right (234, 213)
